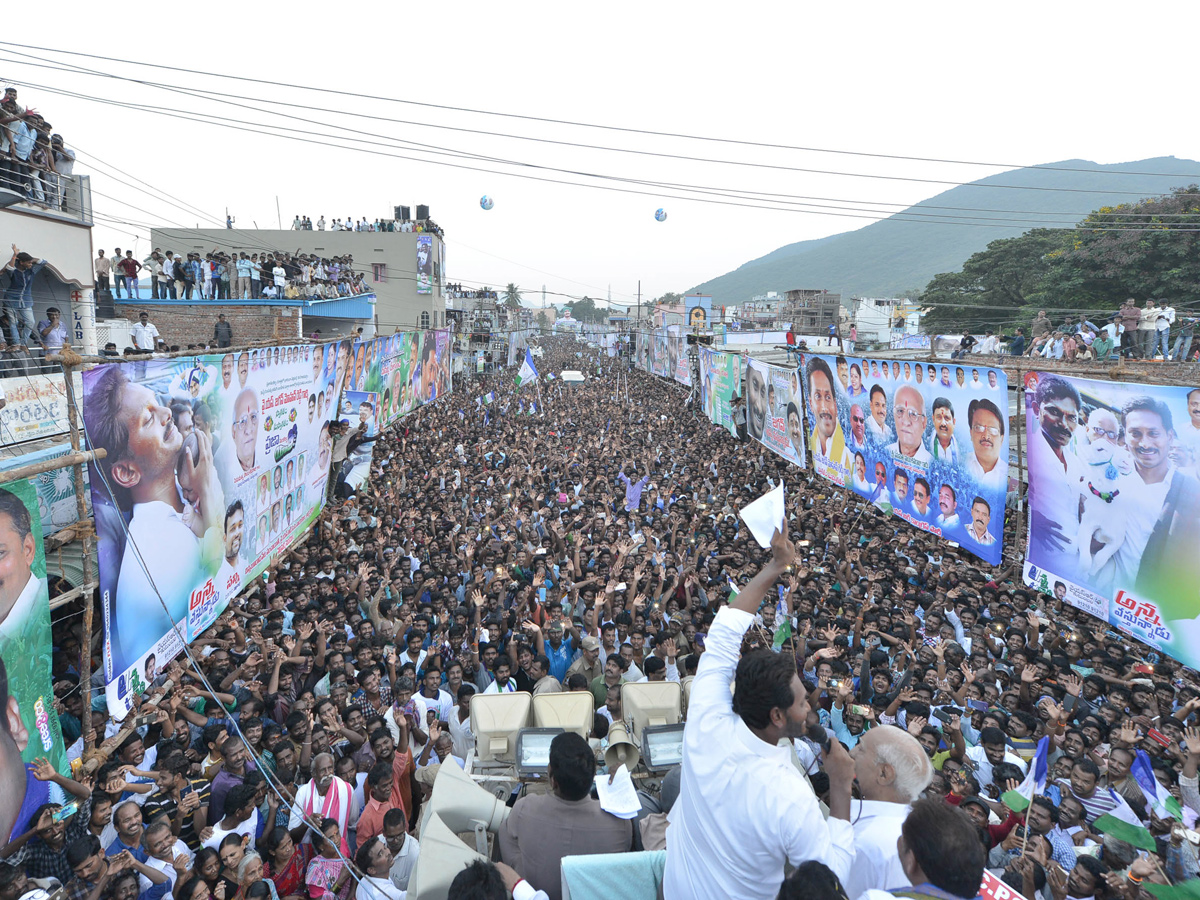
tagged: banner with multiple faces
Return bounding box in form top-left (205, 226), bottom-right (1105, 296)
top-left (1023, 372), bottom-right (1200, 668)
top-left (800, 354), bottom-right (1009, 565)
top-left (698, 347), bottom-right (741, 438)
top-left (83, 342), bottom-right (346, 717)
top-left (347, 330), bottom-right (452, 428)
top-left (745, 358), bottom-right (807, 468)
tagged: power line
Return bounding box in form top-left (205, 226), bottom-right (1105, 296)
top-left (4, 42), bottom-right (1199, 184)
top-left (4, 48), bottom-right (1190, 207)
top-left (8, 60), bottom-right (1200, 231)
top-left (47, 91), bottom-right (1200, 233)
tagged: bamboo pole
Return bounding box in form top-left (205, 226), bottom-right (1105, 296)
top-left (0, 449), bottom-right (106, 486)
top-left (49, 582), bottom-right (99, 610)
top-left (60, 363), bottom-right (98, 755)
top-left (1014, 369), bottom-right (1027, 567)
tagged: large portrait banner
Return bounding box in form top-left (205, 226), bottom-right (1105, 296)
top-left (84, 341), bottom-right (347, 716)
top-left (698, 347), bottom-right (741, 438)
top-left (745, 358), bottom-right (807, 468)
top-left (1024, 372), bottom-right (1200, 667)
top-left (0, 478), bottom-right (70, 845)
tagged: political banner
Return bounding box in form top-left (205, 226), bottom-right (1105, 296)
top-left (0, 372), bottom-right (82, 443)
top-left (745, 358), bottom-right (807, 467)
top-left (0, 444), bottom-right (90, 537)
top-left (0, 479), bottom-right (69, 840)
top-left (801, 354), bottom-right (1009, 565)
top-left (83, 342), bottom-right (347, 717)
top-left (336, 390), bottom-right (379, 494)
top-left (1023, 372), bottom-right (1200, 668)
top-left (416, 234), bottom-right (433, 294)
top-left (669, 327), bottom-right (691, 387)
top-left (348, 330), bottom-right (452, 428)
top-left (698, 347), bottom-right (741, 438)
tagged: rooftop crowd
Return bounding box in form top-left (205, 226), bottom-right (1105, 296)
top-left (95, 248), bottom-right (367, 303)
top-left (290, 216), bottom-right (445, 238)
top-left (5, 335), bottom-right (1199, 900)
top-left (940, 302), bottom-right (1199, 364)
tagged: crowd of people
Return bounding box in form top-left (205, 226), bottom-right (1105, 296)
top-left (0, 86), bottom-right (77, 212)
top-left (445, 285), bottom-right (499, 301)
top-left (290, 216), bottom-right (445, 238)
top-left (2, 335), bottom-right (1199, 900)
top-left (939, 303), bottom-right (1199, 364)
top-left (95, 248), bottom-right (368, 303)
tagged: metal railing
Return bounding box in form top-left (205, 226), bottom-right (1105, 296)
top-left (0, 167), bottom-right (92, 224)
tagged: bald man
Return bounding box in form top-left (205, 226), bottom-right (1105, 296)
top-left (887, 385), bottom-right (932, 464)
top-left (844, 726), bottom-right (934, 899)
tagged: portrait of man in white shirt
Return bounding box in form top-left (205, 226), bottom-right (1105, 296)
top-left (0, 488), bottom-right (47, 640)
top-left (84, 366), bottom-right (226, 678)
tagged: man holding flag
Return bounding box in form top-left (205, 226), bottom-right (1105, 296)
top-left (996, 736), bottom-right (1078, 870)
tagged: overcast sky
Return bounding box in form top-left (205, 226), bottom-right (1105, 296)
top-left (7, 1), bottom-right (1197, 308)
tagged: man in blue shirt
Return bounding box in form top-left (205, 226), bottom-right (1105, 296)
top-left (3, 245), bottom-right (46, 347)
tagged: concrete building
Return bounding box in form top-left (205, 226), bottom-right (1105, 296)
top-left (784, 288), bottom-right (845, 334)
top-left (0, 170), bottom-right (97, 355)
top-left (147, 226), bottom-right (447, 341)
top-left (851, 297), bottom-right (924, 345)
top-left (739, 291), bottom-right (785, 328)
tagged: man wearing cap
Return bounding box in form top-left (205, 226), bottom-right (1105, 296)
top-left (565, 636), bottom-right (602, 686)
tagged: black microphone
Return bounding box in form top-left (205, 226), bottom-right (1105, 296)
top-left (806, 722), bottom-right (832, 754)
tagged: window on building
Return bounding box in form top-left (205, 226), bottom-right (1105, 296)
top-left (372, 263), bottom-right (387, 283)
top-left (420, 311), bottom-right (430, 328)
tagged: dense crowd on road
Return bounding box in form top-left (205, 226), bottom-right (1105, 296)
top-left (2, 335), bottom-right (1198, 900)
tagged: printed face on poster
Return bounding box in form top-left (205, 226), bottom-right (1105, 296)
top-left (745, 358), bottom-right (806, 467)
top-left (0, 479), bottom-right (69, 842)
top-left (83, 343), bottom-right (346, 716)
top-left (416, 234), bottom-right (433, 294)
top-left (350, 330), bottom-right (452, 427)
top-left (1024, 373), bottom-right (1200, 669)
top-left (802, 353), bottom-right (1009, 565)
top-left (699, 347), bottom-right (741, 437)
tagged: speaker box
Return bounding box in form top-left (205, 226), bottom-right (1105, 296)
top-left (416, 204), bottom-right (430, 220)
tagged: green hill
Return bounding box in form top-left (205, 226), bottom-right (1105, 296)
top-left (687, 157), bottom-right (1200, 303)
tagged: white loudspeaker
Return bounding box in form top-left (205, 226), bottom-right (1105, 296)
top-left (533, 691), bottom-right (594, 739)
top-left (422, 757), bottom-right (512, 838)
top-left (406, 811), bottom-right (488, 900)
top-left (605, 720), bottom-right (640, 772)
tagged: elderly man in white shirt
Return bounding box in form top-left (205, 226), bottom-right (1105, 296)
top-left (664, 523), bottom-right (857, 900)
top-left (844, 727), bottom-right (933, 899)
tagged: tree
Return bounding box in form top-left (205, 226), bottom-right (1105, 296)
top-left (918, 186), bottom-right (1200, 333)
top-left (503, 283), bottom-right (523, 309)
top-left (566, 297), bottom-right (606, 323)
top-left (1038, 186), bottom-right (1200, 312)
top-left (535, 310), bottom-right (550, 329)
top-left (919, 229), bottom-right (1072, 332)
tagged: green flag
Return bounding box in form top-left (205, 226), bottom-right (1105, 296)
top-left (773, 618), bottom-right (792, 651)
top-left (1092, 813), bottom-right (1157, 852)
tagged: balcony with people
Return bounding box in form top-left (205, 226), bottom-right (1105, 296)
top-left (0, 85), bottom-right (91, 225)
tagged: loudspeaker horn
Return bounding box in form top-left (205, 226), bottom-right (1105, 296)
top-left (605, 720), bottom-right (640, 772)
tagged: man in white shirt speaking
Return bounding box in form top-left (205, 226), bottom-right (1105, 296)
top-left (843, 727), bottom-right (933, 899)
top-left (664, 523), bottom-right (857, 900)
